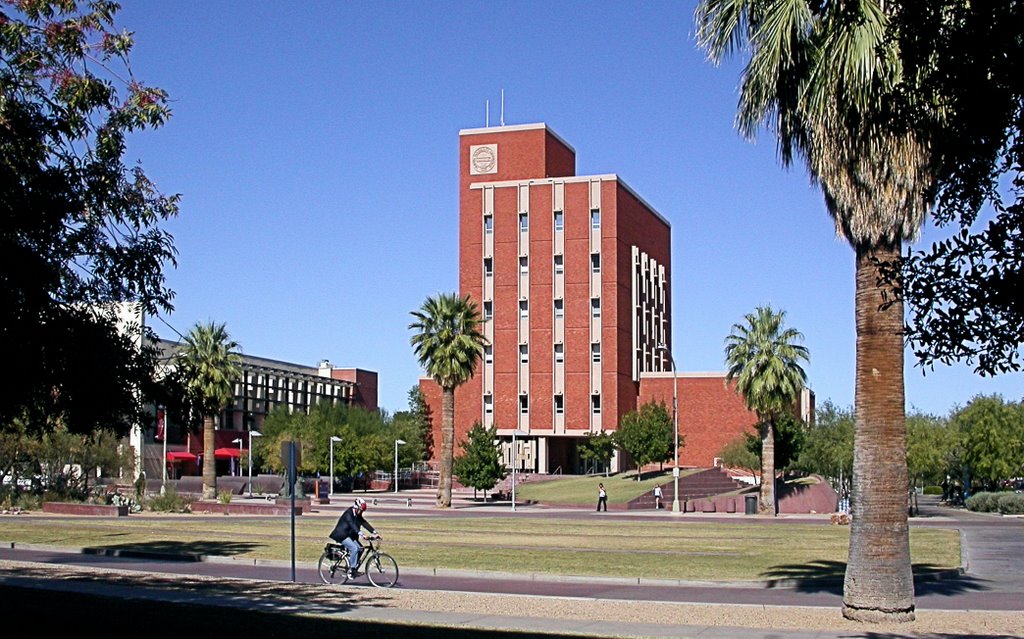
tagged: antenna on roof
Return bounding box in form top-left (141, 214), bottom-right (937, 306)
top-left (500, 89), bottom-right (505, 126)
top-left (485, 99), bottom-right (489, 127)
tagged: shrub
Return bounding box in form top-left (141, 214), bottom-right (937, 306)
top-left (147, 486), bottom-right (194, 513)
top-left (218, 489), bottom-right (232, 504)
top-left (923, 485), bottom-right (943, 495)
top-left (966, 492), bottom-right (999, 512)
top-left (995, 492), bottom-right (1024, 515)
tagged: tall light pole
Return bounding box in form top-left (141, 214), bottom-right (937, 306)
top-left (247, 430), bottom-right (262, 497)
top-left (232, 438), bottom-right (243, 479)
top-left (658, 344), bottom-right (682, 514)
top-left (394, 439), bottom-right (406, 493)
top-left (511, 429), bottom-right (527, 512)
top-left (329, 436), bottom-right (342, 496)
top-left (158, 406), bottom-right (167, 495)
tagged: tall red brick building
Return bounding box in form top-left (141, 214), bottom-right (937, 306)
top-left (421, 123), bottom-right (810, 474)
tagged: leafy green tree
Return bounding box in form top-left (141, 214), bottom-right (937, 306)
top-left (723, 306), bottom-right (809, 516)
top-left (453, 421), bottom-right (506, 499)
top-left (0, 1), bottom-right (178, 437)
top-left (951, 395), bottom-right (1024, 492)
top-left (906, 410), bottom-right (957, 491)
top-left (696, 0), bottom-right (933, 618)
top-left (615, 401), bottom-right (674, 481)
top-left (175, 322), bottom-right (240, 500)
top-left (579, 431), bottom-right (616, 476)
top-left (794, 401), bottom-right (854, 498)
top-left (391, 386), bottom-right (431, 465)
top-left (719, 436), bottom-right (759, 483)
top-left (409, 293), bottom-right (487, 508)
top-left (897, 3), bottom-right (1023, 377)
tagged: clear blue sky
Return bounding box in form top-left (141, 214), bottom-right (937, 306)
top-left (118, 1), bottom-right (1021, 418)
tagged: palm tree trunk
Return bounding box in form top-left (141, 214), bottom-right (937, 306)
top-left (202, 415), bottom-right (217, 500)
top-left (843, 243), bottom-right (915, 622)
top-left (436, 387), bottom-right (455, 508)
top-left (759, 420), bottom-right (776, 515)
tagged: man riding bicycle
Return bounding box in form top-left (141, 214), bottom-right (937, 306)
top-left (329, 497), bottom-right (379, 578)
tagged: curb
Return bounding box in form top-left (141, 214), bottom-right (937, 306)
top-left (2, 541), bottom-right (966, 590)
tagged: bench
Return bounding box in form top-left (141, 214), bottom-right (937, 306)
top-left (371, 497), bottom-right (413, 507)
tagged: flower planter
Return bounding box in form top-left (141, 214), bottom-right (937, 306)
top-left (42, 502), bottom-right (129, 517)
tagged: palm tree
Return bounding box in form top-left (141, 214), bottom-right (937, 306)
top-left (696, 0), bottom-right (939, 622)
top-left (177, 322), bottom-right (241, 500)
top-left (409, 293), bottom-right (487, 508)
top-left (724, 306), bottom-right (809, 516)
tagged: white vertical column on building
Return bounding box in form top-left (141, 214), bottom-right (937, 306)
top-left (588, 179), bottom-right (602, 433)
top-left (552, 181), bottom-right (565, 434)
top-left (517, 183), bottom-right (530, 432)
top-left (482, 186), bottom-right (495, 428)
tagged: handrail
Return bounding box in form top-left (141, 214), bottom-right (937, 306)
top-left (551, 465), bottom-right (562, 475)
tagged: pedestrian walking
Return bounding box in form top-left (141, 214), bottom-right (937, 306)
top-left (653, 484), bottom-right (663, 510)
top-left (597, 483), bottom-right (608, 511)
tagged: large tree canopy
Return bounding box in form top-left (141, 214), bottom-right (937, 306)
top-left (0, 1), bottom-right (178, 435)
top-left (896, 1), bottom-right (1024, 376)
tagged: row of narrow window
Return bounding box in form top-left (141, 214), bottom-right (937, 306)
top-left (484, 209), bottom-right (601, 233)
top-left (481, 298), bottom-right (601, 320)
top-left (483, 253), bottom-right (601, 276)
top-left (484, 343), bottom-right (602, 364)
top-left (484, 393), bottom-right (601, 416)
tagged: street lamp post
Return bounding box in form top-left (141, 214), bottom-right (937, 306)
top-left (511, 429), bottom-right (527, 512)
top-left (247, 430), bottom-right (262, 497)
top-left (329, 436), bottom-right (342, 496)
top-left (232, 438), bottom-right (243, 479)
top-left (394, 439), bottom-right (406, 493)
top-left (658, 344), bottom-right (682, 514)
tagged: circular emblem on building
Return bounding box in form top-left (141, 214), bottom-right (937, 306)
top-left (471, 145), bottom-right (497, 174)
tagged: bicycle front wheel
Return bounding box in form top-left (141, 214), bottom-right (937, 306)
top-left (317, 551), bottom-right (349, 585)
top-left (365, 552), bottom-right (399, 588)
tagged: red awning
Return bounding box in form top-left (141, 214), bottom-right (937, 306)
top-left (166, 451), bottom-right (198, 462)
top-left (214, 447), bottom-right (245, 459)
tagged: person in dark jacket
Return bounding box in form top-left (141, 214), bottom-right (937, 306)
top-left (329, 497), bottom-right (378, 577)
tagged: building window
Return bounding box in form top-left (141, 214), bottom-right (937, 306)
top-left (519, 344), bottom-right (529, 364)
top-left (519, 256), bottom-right (528, 274)
top-left (591, 342), bottom-right (601, 363)
top-left (519, 213), bottom-right (528, 231)
top-left (484, 257), bottom-right (493, 277)
top-left (554, 299), bottom-right (563, 318)
top-left (484, 301), bottom-right (493, 319)
top-left (591, 394), bottom-right (601, 414)
top-left (484, 394), bottom-right (493, 415)
top-left (591, 209), bottom-right (600, 229)
top-left (554, 394), bottom-right (564, 415)
top-left (519, 394), bottom-right (529, 414)
top-left (554, 343), bottom-right (564, 364)
top-left (554, 254), bottom-right (563, 276)
top-left (484, 345), bottom-right (493, 364)
top-left (519, 300), bottom-right (528, 318)
top-left (484, 215), bottom-right (493, 234)
top-left (554, 210), bottom-right (563, 232)
top-left (591, 253), bottom-right (601, 273)
top-left (591, 298), bottom-right (601, 318)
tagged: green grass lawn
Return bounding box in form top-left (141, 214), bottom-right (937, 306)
top-left (0, 513), bottom-right (960, 582)
top-left (515, 469), bottom-right (702, 505)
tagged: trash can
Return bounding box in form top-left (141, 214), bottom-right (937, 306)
top-left (316, 478), bottom-right (329, 500)
top-left (744, 494), bottom-right (758, 515)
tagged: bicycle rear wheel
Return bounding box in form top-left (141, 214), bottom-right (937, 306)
top-left (365, 552), bottom-right (399, 588)
top-left (317, 550), bottom-right (349, 585)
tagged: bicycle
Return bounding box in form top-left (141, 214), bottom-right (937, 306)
top-left (318, 535), bottom-right (399, 588)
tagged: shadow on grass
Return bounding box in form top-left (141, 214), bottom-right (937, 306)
top-left (858, 634), bottom-right (1019, 639)
top-left (0, 572), bottom-right (605, 639)
top-left (761, 560), bottom-right (990, 597)
top-left (81, 540), bottom-right (265, 560)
